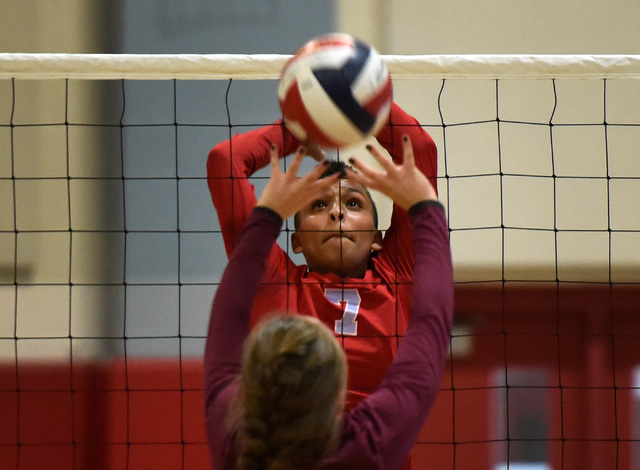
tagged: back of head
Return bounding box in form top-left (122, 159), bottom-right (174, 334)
top-left (239, 315), bottom-right (347, 470)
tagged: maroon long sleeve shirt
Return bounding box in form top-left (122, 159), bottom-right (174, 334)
top-left (204, 201), bottom-right (453, 470)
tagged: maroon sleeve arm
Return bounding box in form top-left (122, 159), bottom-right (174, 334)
top-left (374, 103), bottom-right (439, 280)
top-left (203, 207), bottom-right (283, 409)
top-left (207, 122), bottom-right (301, 256)
top-left (334, 201), bottom-right (454, 470)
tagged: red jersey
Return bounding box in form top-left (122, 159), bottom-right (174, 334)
top-left (204, 203), bottom-right (454, 470)
top-left (207, 103), bottom-right (437, 410)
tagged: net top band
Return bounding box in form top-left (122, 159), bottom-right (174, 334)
top-left (2, 53), bottom-right (640, 80)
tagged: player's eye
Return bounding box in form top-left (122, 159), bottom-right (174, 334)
top-left (345, 199), bottom-right (362, 208)
top-left (312, 200), bottom-right (327, 210)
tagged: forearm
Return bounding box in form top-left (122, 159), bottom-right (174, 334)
top-left (375, 102), bottom-right (438, 191)
top-left (207, 122), bottom-right (300, 178)
top-left (388, 201), bottom-right (453, 379)
top-left (405, 200), bottom-right (454, 365)
top-left (373, 103), bottom-right (439, 279)
top-left (206, 122), bottom-right (301, 253)
top-left (203, 207), bottom-right (283, 406)
top-left (370, 201), bottom-right (453, 469)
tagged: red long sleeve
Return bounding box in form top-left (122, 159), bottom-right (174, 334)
top-left (207, 122), bottom-right (300, 255)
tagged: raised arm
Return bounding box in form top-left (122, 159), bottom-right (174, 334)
top-left (376, 102), bottom-right (438, 189)
top-left (203, 207), bottom-right (282, 408)
top-left (373, 102), bottom-right (438, 278)
top-left (337, 140), bottom-right (453, 470)
top-left (204, 150), bottom-right (341, 469)
top-left (357, 201), bottom-right (453, 470)
top-left (204, 148), bottom-right (340, 408)
top-left (206, 122), bottom-right (302, 256)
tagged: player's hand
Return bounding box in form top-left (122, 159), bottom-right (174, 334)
top-left (257, 144), bottom-right (339, 220)
top-left (346, 134), bottom-right (437, 212)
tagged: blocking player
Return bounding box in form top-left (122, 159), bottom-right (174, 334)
top-left (205, 138), bottom-right (453, 470)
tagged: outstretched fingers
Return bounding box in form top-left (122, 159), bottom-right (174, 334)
top-left (401, 135), bottom-right (416, 169)
top-left (259, 143), bottom-right (341, 220)
top-left (345, 134), bottom-right (437, 211)
top-left (284, 160), bottom-right (338, 218)
top-left (346, 143), bottom-right (395, 191)
top-left (281, 145), bottom-right (306, 180)
top-left (344, 160), bottom-right (375, 191)
top-left (307, 160), bottom-right (340, 190)
top-left (269, 143), bottom-right (282, 175)
top-left (303, 154), bottom-right (330, 181)
top-left (282, 145), bottom-right (332, 185)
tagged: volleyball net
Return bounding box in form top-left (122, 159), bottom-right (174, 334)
top-left (1, 53), bottom-right (639, 470)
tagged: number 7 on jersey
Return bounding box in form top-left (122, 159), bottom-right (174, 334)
top-left (325, 288), bottom-right (361, 336)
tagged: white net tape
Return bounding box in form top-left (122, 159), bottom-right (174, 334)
top-left (2, 53), bottom-right (640, 80)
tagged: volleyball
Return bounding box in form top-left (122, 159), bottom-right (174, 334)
top-left (278, 33), bottom-right (393, 148)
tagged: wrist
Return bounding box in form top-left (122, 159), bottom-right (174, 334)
top-left (408, 199), bottom-right (444, 215)
top-left (254, 206), bottom-right (284, 225)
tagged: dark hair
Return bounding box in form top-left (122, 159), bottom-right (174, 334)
top-left (293, 160), bottom-right (379, 230)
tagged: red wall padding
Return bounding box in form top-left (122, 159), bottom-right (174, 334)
top-left (0, 359), bottom-right (209, 470)
top-left (2, 284), bottom-right (638, 470)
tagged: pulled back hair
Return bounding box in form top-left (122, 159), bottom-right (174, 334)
top-left (293, 160), bottom-right (379, 230)
top-left (238, 315), bottom-right (347, 470)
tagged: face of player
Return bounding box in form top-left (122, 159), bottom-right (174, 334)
top-left (292, 179), bottom-right (382, 278)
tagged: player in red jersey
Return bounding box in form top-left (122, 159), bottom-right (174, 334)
top-left (205, 138), bottom-right (453, 470)
top-left (207, 102), bottom-right (438, 412)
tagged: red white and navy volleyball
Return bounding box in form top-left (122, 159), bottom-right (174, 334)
top-left (278, 33), bottom-right (393, 148)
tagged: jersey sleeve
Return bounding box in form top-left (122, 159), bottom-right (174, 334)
top-left (207, 122), bottom-right (301, 256)
top-left (333, 202), bottom-right (454, 470)
top-left (374, 103), bottom-right (438, 280)
top-left (203, 207), bottom-right (283, 404)
top-left (203, 207), bottom-right (283, 469)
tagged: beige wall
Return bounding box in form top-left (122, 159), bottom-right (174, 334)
top-left (337, 0), bottom-right (640, 283)
top-left (1, 2), bottom-right (639, 361)
top-left (0, 1), bottom-right (117, 53)
top-left (1, 1), bottom-right (119, 359)
top-left (337, 0), bottom-right (640, 54)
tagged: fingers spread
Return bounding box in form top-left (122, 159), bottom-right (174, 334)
top-left (285, 146), bottom-right (306, 179)
top-left (365, 144), bottom-right (397, 173)
top-left (269, 143), bottom-right (279, 167)
top-left (347, 156), bottom-right (382, 179)
top-left (402, 135), bottom-right (416, 168)
top-left (315, 171), bottom-right (340, 189)
top-left (304, 159), bottom-right (330, 183)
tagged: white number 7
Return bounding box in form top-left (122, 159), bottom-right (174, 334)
top-left (325, 288), bottom-right (361, 336)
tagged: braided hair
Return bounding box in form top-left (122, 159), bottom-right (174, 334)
top-left (238, 315), bottom-right (347, 470)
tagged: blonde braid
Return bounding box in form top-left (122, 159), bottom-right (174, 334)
top-left (238, 315), bottom-right (346, 470)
